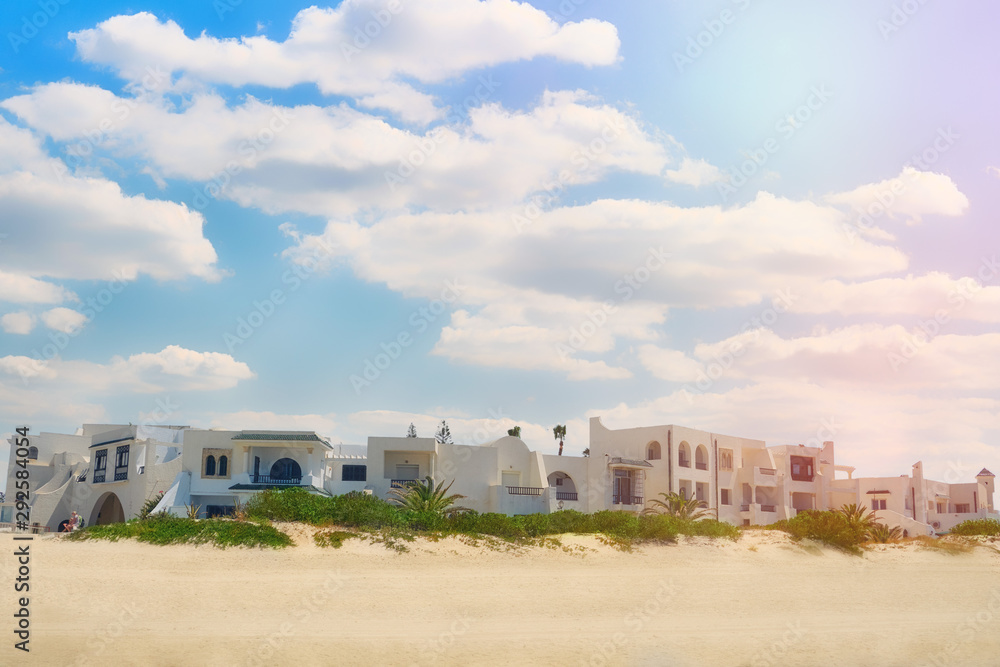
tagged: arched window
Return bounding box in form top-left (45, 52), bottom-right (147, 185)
top-left (218, 456), bottom-right (228, 477)
top-left (678, 442), bottom-right (691, 467)
top-left (695, 445), bottom-right (709, 470)
top-left (647, 442), bottom-right (661, 460)
top-left (27, 446), bottom-right (38, 460)
top-left (270, 458), bottom-right (302, 481)
top-left (205, 455), bottom-right (216, 476)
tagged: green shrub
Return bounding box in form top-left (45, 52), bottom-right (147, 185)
top-left (949, 518), bottom-right (1000, 536)
top-left (245, 488), bottom-right (404, 528)
top-left (66, 514), bottom-right (292, 549)
top-left (776, 510), bottom-right (867, 553)
top-left (314, 530), bottom-right (357, 548)
top-left (678, 518), bottom-right (740, 540)
top-left (137, 491), bottom-right (165, 521)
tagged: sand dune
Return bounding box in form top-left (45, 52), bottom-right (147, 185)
top-left (2, 528), bottom-right (999, 667)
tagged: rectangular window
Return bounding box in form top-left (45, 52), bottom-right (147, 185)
top-left (342, 465), bottom-right (367, 482)
top-left (115, 445), bottom-right (130, 469)
top-left (956, 503), bottom-right (970, 514)
top-left (872, 499), bottom-right (886, 511)
top-left (790, 455), bottom-right (814, 482)
top-left (719, 449), bottom-right (734, 471)
top-left (114, 445), bottom-right (129, 481)
top-left (205, 505), bottom-right (234, 518)
top-left (721, 489), bottom-right (731, 505)
top-left (396, 464), bottom-right (419, 481)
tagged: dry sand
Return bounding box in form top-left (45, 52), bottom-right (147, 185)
top-left (2, 527), bottom-right (999, 667)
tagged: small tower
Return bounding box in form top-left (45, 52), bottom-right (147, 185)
top-left (976, 469), bottom-right (995, 512)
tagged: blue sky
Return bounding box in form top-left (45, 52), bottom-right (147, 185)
top-left (1, 0), bottom-right (998, 493)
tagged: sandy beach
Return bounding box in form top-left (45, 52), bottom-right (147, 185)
top-left (2, 527), bottom-right (999, 667)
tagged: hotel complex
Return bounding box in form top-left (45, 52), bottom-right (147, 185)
top-left (4, 417), bottom-right (996, 536)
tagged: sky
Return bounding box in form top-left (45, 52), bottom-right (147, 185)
top-left (0, 0), bottom-right (998, 496)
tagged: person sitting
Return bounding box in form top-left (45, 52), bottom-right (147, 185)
top-left (68, 511), bottom-right (80, 532)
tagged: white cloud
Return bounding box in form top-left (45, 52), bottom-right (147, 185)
top-left (281, 189), bottom-right (919, 378)
top-left (656, 324), bottom-right (1000, 392)
top-left (636, 345), bottom-right (702, 382)
top-left (825, 167), bottom-right (969, 227)
top-left (664, 157), bottom-right (724, 187)
top-left (0, 345), bottom-right (255, 394)
top-left (790, 271), bottom-right (1000, 322)
top-left (0, 312), bottom-right (35, 335)
top-left (0, 118), bottom-right (224, 286)
top-left (68, 4), bottom-right (621, 124)
top-left (3, 85), bottom-right (673, 217)
top-left (41, 307), bottom-right (87, 334)
top-left (0, 271), bottom-right (74, 304)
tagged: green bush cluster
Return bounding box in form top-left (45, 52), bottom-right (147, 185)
top-left (244, 488), bottom-right (404, 528)
top-left (66, 513), bottom-right (292, 549)
top-left (243, 489), bottom-right (740, 549)
top-left (949, 518), bottom-right (1000, 536)
top-left (772, 510), bottom-right (869, 553)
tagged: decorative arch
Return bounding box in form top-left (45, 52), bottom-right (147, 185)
top-left (547, 471), bottom-right (578, 500)
top-left (678, 441), bottom-right (691, 468)
top-left (90, 492), bottom-right (125, 526)
top-left (647, 441), bottom-right (661, 461)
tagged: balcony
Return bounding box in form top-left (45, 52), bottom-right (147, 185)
top-left (612, 495), bottom-right (643, 505)
top-left (695, 462), bottom-right (708, 471)
top-left (507, 486), bottom-right (543, 496)
top-left (249, 474), bottom-right (302, 485)
top-left (760, 504), bottom-right (776, 513)
top-left (390, 479), bottom-right (418, 489)
top-left (678, 458), bottom-right (690, 468)
top-left (754, 467), bottom-right (778, 486)
top-left (556, 492), bottom-right (578, 501)
top-left (740, 504), bottom-right (750, 512)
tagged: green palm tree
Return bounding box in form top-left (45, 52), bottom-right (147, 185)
top-left (387, 477), bottom-right (470, 517)
top-left (643, 491), bottom-right (711, 520)
top-left (838, 503), bottom-right (879, 529)
top-left (867, 523), bottom-right (903, 543)
top-left (553, 424), bottom-right (566, 456)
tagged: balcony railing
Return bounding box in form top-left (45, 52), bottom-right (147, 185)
top-left (390, 479), bottom-right (418, 489)
top-left (758, 467), bottom-right (776, 475)
top-left (249, 474), bottom-right (302, 485)
top-left (678, 458), bottom-right (690, 468)
top-left (760, 504), bottom-right (776, 512)
top-left (507, 486), bottom-right (543, 496)
top-left (695, 462), bottom-right (708, 470)
top-left (740, 504), bottom-right (750, 512)
top-left (113, 468), bottom-right (128, 482)
top-left (92, 470), bottom-right (106, 483)
top-left (612, 495), bottom-right (643, 505)
top-left (556, 492), bottom-right (578, 501)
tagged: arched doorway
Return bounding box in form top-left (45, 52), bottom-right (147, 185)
top-left (90, 492), bottom-right (125, 526)
top-left (269, 458), bottom-right (302, 482)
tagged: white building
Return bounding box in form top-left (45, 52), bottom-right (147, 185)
top-left (2, 424), bottom-right (331, 531)
top-left (4, 416), bottom-right (996, 536)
